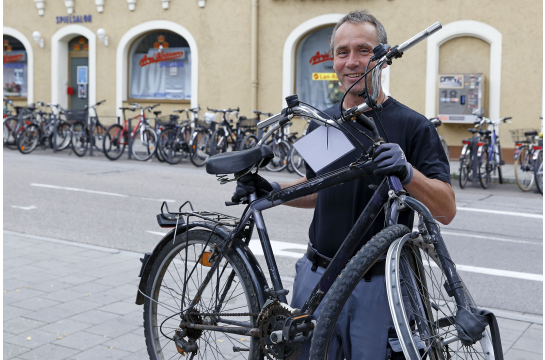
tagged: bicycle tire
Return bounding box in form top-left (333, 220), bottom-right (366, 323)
top-left (103, 124), bottom-right (126, 161)
top-left (386, 235), bottom-right (496, 359)
top-left (496, 144), bottom-right (503, 184)
top-left (309, 224), bottom-right (411, 360)
top-left (131, 126), bottom-right (157, 161)
top-left (17, 124), bottom-right (41, 154)
top-left (210, 128), bottom-right (227, 156)
top-left (289, 145), bottom-right (306, 177)
top-left (158, 128), bottom-right (184, 165)
top-left (478, 146), bottom-right (491, 189)
top-left (55, 121), bottom-right (72, 150)
top-left (3, 121), bottom-right (10, 146)
top-left (189, 129), bottom-right (210, 167)
top-left (3, 116), bottom-right (19, 149)
top-left (143, 229), bottom-right (262, 360)
top-left (265, 140), bottom-right (290, 172)
top-left (514, 146), bottom-right (534, 191)
top-left (459, 149), bottom-right (473, 189)
top-left (92, 122), bottom-right (107, 153)
top-left (71, 121), bottom-right (89, 157)
top-left (239, 134), bottom-right (258, 151)
top-left (535, 151), bottom-right (543, 195)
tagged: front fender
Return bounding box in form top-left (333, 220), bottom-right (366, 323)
top-left (135, 223), bottom-right (269, 307)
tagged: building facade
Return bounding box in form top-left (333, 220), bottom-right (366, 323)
top-left (3, 0), bottom-right (543, 160)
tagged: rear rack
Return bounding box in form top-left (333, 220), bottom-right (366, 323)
top-left (158, 201), bottom-right (240, 228)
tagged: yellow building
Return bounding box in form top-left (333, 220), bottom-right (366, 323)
top-left (3, 0), bottom-right (543, 162)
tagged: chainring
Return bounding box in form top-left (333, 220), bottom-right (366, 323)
top-left (257, 302), bottom-right (302, 360)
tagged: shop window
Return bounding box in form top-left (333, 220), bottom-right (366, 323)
top-left (3, 35), bottom-right (28, 98)
top-left (129, 31), bottom-right (191, 101)
top-left (295, 26), bottom-right (341, 109)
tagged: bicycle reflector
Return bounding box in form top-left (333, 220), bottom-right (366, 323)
top-left (198, 252), bottom-right (212, 267)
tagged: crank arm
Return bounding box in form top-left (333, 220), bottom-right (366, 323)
top-left (183, 323), bottom-right (260, 337)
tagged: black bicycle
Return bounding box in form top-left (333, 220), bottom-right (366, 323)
top-left (70, 100), bottom-right (108, 157)
top-left (137, 23), bottom-right (503, 360)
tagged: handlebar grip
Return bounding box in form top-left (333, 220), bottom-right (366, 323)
top-left (504, 117), bottom-right (512, 121)
top-left (397, 22), bottom-right (442, 54)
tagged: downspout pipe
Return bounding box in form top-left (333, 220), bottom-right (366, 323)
top-left (251, 0), bottom-right (258, 111)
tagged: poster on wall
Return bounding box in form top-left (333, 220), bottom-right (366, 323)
top-left (78, 84), bottom-right (87, 98)
top-left (77, 66), bottom-right (88, 85)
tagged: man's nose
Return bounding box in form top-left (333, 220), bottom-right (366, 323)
top-left (345, 52), bottom-right (360, 68)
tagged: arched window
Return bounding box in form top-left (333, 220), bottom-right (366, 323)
top-left (3, 35), bottom-right (28, 98)
top-left (128, 30), bottom-right (191, 101)
top-left (295, 26), bottom-right (341, 109)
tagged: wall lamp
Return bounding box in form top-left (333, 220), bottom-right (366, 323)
top-left (97, 28), bottom-right (108, 47)
top-left (32, 31), bottom-right (45, 48)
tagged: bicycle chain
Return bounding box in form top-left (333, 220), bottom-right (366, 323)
top-left (194, 312), bottom-right (260, 317)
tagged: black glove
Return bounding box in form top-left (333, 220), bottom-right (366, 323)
top-left (372, 143), bottom-right (414, 185)
top-left (231, 173), bottom-right (275, 203)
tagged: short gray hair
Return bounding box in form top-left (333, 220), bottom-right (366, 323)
top-left (330, 10), bottom-right (388, 54)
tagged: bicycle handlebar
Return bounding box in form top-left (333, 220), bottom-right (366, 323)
top-left (207, 107), bottom-right (239, 114)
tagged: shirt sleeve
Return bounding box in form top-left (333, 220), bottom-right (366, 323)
top-left (409, 123), bottom-right (451, 184)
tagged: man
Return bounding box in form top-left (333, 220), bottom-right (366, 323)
top-left (233, 10), bottom-right (455, 359)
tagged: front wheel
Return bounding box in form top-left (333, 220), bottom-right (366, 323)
top-left (385, 236), bottom-right (496, 359)
top-left (238, 134), bottom-right (258, 151)
top-left (189, 129), bottom-right (210, 167)
top-left (157, 129), bottom-right (184, 165)
top-left (514, 146), bottom-right (535, 191)
top-left (131, 126), bottom-right (157, 161)
top-left (478, 146), bottom-right (491, 189)
top-left (459, 150), bottom-right (473, 189)
top-left (289, 145), bottom-right (306, 177)
top-left (534, 151), bottom-right (543, 195)
top-left (54, 121), bottom-right (72, 150)
top-left (265, 140), bottom-right (290, 172)
top-left (143, 230), bottom-right (262, 360)
top-left (103, 124), bottom-right (126, 161)
top-left (17, 124), bottom-right (41, 154)
top-left (71, 121), bottom-right (89, 157)
top-left (309, 224), bottom-right (411, 359)
top-left (209, 128), bottom-right (227, 156)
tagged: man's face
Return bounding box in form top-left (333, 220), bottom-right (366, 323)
top-left (332, 22), bottom-right (379, 98)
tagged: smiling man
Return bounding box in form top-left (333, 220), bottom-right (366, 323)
top-left (231, 10), bottom-right (455, 359)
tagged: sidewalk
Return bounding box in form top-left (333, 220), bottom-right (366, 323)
top-left (450, 160), bottom-right (517, 184)
top-left (3, 230), bottom-right (542, 359)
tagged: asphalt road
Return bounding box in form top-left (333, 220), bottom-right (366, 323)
top-left (3, 148), bottom-right (543, 316)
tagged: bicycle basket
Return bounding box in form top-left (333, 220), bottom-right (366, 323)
top-left (157, 115), bottom-right (179, 125)
top-left (65, 109), bottom-right (87, 122)
top-left (239, 116), bottom-right (259, 128)
top-left (510, 128), bottom-right (538, 143)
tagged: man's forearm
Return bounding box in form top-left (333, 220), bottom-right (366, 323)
top-left (275, 177), bottom-right (317, 209)
top-left (404, 169), bottom-right (456, 225)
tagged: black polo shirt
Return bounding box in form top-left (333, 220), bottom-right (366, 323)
top-left (305, 97), bottom-right (451, 258)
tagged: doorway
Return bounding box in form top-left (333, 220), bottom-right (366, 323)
top-left (68, 36), bottom-right (89, 110)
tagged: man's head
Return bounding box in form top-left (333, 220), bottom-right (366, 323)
top-left (330, 11), bottom-right (388, 107)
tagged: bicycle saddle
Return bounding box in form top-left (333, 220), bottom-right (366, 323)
top-left (154, 111), bottom-right (162, 116)
top-left (478, 130), bottom-right (491, 135)
top-left (467, 128), bottom-right (479, 133)
top-left (525, 130), bottom-right (538, 137)
top-left (206, 146), bottom-right (274, 175)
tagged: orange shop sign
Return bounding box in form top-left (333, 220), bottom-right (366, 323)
top-left (312, 73), bottom-right (338, 81)
top-left (309, 51), bottom-right (333, 65)
top-left (139, 51), bottom-right (185, 67)
top-left (3, 54), bottom-right (24, 63)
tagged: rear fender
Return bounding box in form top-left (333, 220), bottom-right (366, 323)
top-left (135, 222), bottom-right (269, 307)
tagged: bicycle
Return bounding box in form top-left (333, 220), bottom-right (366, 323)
top-left (289, 118), bottom-right (311, 177)
top-left (3, 101), bottom-right (42, 150)
top-left (136, 22), bottom-right (503, 360)
top-left (103, 103), bottom-right (159, 161)
top-left (429, 117), bottom-right (449, 159)
top-left (208, 107), bottom-right (258, 155)
top-left (474, 115), bottom-right (511, 189)
top-left (511, 128), bottom-right (542, 192)
top-left (264, 121), bottom-right (292, 172)
top-left (156, 109), bottom-right (196, 165)
top-left (459, 121), bottom-right (486, 189)
top-left (16, 103), bottom-right (68, 154)
top-left (70, 100), bottom-right (108, 157)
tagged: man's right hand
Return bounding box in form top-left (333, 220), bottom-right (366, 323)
top-left (231, 173), bottom-right (275, 203)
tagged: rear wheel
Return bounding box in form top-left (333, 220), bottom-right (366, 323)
top-left (289, 145), bottom-right (306, 177)
top-left (478, 146), bottom-right (491, 189)
top-left (189, 130), bottom-right (210, 167)
top-left (143, 230), bottom-right (262, 360)
top-left (103, 124), bottom-right (126, 161)
top-left (92, 123), bottom-right (107, 153)
top-left (3, 117), bottom-right (19, 149)
top-left (54, 121), bottom-right (72, 150)
top-left (514, 146), bottom-right (534, 191)
top-left (534, 151), bottom-right (543, 195)
top-left (71, 121), bottom-right (89, 157)
top-left (239, 134), bottom-right (258, 151)
top-left (459, 150), bottom-right (473, 189)
top-left (210, 128), bottom-right (227, 156)
top-left (131, 126), bottom-right (157, 161)
top-left (17, 124), bottom-right (41, 154)
top-left (158, 129), bottom-right (184, 165)
top-left (265, 140), bottom-right (290, 172)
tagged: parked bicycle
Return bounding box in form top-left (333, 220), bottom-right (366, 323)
top-left (137, 22), bottom-right (503, 360)
top-left (157, 107), bottom-right (203, 165)
top-left (103, 103), bottom-right (159, 161)
top-left (70, 100), bottom-right (108, 157)
top-left (511, 127), bottom-right (543, 192)
top-left (475, 115), bottom-right (511, 189)
top-left (289, 118), bottom-right (311, 177)
top-left (208, 107), bottom-right (258, 155)
top-left (429, 117), bottom-right (449, 159)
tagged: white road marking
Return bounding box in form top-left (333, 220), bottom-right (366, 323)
top-left (11, 205), bottom-right (37, 210)
top-left (456, 207), bottom-right (543, 219)
top-left (441, 231), bottom-right (542, 246)
top-left (31, 183), bottom-right (175, 202)
top-left (146, 232), bottom-right (543, 281)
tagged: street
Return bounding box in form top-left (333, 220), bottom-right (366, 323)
top-left (3, 148), bottom-right (544, 359)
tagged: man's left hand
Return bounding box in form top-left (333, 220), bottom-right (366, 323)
top-left (372, 143), bottom-right (414, 185)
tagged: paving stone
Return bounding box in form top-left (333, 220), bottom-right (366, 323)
top-left (94, 273), bottom-right (137, 287)
top-left (3, 278), bottom-right (29, 291)
top-left (75, 249), bottom-right (115, 259)
top-left (85, 320), bottom-right (140, 338)
top-left (122, 347), bottom-right (150, 360)
top-left (3, 343), bottom-right (31, 359)
top-left (117, 310), bottom-right (144, 327)
top-left (102, 333), bottom-right (147, 352)
top-left (67, 282), bottom-right (112, 295)
top-left (53, 254), bottom-right (93, 264)
top-left (39, 319), bottom-right (94, 335)
top-left (67, 309), bottom-right (120, 325)
top-left (24, 307), bottom-right (77, 323)
top-left (25, 281), bottom-right (73, 293)
top-left (5, 329), bottom-right (59, 349)
top-left (52, 330), bottom-right (108, 351)
top-left (529, 323), bottom-right (543, 331)
top-left (497, 317), bottom-right (532, 332)
top-left (519, 327), bottom-right (542, 340)
top-left (42, 289), bottom-right (88, 302)
top-left (4, 305), bottom-right (34, 321)
top-left (11, 297), bottom-right (61, 312)
top-left (505, 348), bottom-right (544, 360)
top-left (58, 274), bottom-right (99, 286)
top-left (497, 327), bottom-right (526, 342)
top-left (68, 345), bottom-right (131, 359)
top-left (19, 273), bottom-right (60, 285)
top-left (108, 283), bottom-right (140, 296)
top-left (100, 301), bottom-right (141, 315)
top-left (51, 298), bottom-right (101, 314)
top-left (3, 258), bottom-right (37, 270)
top-left (2, 288), bottom-right (46, 301)
top-left (3, 317), bottom-right (47, 335)
top-left (30, 259), bottom-right (72, 270)
top-left (18, 343), bottom-right (80, 360)
top-left (83, 290), bottom-right (128, 305)
top-left (6, 265), bottom-right (49, 279)
top-left (511, 334), bottom-right (543, 354)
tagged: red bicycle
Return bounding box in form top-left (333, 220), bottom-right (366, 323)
top-left (103, 103), bottom-right (159, 161)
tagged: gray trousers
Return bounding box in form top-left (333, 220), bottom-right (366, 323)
top-left (290, 255), bottom-right (392, 360)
